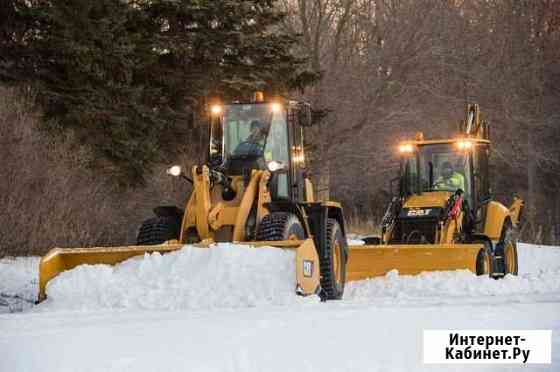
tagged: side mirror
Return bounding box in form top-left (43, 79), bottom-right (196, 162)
top-left (389, 176), bottom-right (400, 196)
top-left (297, 105), bottom-right (312, 127)
top-left (310, 108), bottom-right (329, 126)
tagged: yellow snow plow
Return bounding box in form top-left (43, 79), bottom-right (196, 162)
top-left (38, 240), bottom-right (323, 303)
top-left (346, 104), bottom-right (523, 281)
top-left (38, 94), bottom-right (348, 303)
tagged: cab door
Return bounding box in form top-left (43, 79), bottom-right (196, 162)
top-left (472, 143), bottom-right (491, 231)
top-left (287, 103), bottom-right (309, 203)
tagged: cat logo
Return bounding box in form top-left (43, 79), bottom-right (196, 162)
top-left (407, 208), bottom-right (432, 217)
top-left (303, 260), bottom-right (313, 277)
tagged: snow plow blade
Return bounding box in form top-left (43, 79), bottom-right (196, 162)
top-left (346, 244), bottom-right (484, 281)
top-left (37, 239), bottom-right (321, 303)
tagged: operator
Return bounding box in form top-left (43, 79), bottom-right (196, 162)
top-left (434, 161), bottom-right (465, 191)
top-left (233, 119), bottom-right (269, 157)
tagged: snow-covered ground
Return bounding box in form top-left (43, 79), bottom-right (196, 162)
top-left (1, 243), bottom-right (559, 371)
top-left (0, 255), bottom-right (39, 313)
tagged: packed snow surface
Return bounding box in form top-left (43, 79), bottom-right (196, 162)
top-left (1, 242), bottom-right (559, 371)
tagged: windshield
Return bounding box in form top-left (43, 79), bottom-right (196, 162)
top-left (403, 143), bottom-right (471, 197)
top-left (210, 103), bottom-right (289, 169)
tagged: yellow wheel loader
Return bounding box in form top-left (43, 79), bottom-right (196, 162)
top-left (347, 104), bottom-right (523, 281)
top-left (38, 94), bottom-right (348, 302)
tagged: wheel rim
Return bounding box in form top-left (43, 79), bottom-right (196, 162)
top-left (333, 240), bottom-right (342, 284)
top-left (483, 252), bottom-right (490, 274)
top-left (504, 242), bottom-right (515, 273)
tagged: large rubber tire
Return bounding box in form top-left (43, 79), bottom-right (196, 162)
top-left (319, 219), bottom-right (346, 300)
top-left (183, 227), bottom-right (200, 244)
top-left (496, 222), bottom-right (519, 276)
top-left (255, 212), bottom-right (305, 241)
top-left (475, 240), bottom-right (494, 277)
top-left (137, 216), bottom-right (180, 245)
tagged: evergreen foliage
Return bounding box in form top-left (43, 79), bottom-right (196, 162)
top-left (0, 0), bottom-right (315, 185)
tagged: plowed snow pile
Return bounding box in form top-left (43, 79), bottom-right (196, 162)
top-left (38, 243), bottom-right (314, 312)
top-left (33, 242), bottom-right (560, 312)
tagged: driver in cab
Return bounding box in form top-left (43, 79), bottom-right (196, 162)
top-left (434, 161), bottom-right (465, 191)
top-left (233, 119), bottom-right (269, 157)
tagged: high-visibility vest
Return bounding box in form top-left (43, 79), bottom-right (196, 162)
top-left (435, 172), bottom-right (465, 191)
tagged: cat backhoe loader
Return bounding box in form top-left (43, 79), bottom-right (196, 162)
top-left (347, 104), bottom-right (523, 281)
top-left (38, 93), bottom-right (348, 302)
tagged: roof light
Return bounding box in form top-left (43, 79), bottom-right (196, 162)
top-left (210, 105), bottom-right (222, 115)
top-left (398, 143), bottom-right (415, 154)
top-left (456, 140), bottom-right (473, 150)
top-left (254, 91), bottom-right (264, 102)
top-left (271, 102), bottom-right (282, 113)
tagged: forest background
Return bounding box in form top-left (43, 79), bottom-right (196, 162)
top-left (1, 0), bottom-right (559, 256)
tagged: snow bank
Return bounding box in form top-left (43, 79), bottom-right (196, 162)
top-left (38, 243), bottom-right (314, 312)
top-left (0, 256), bottom-right (39, 313)
top-left (518, 242), bottom-right (560, 274)
top-left (344, 243), bottom-right (560, 305)
top-left (8, 242), bottom-right (560, 313)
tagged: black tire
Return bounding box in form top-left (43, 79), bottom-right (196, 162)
top-left (319, 219), bottom-right (346, 300)
top-left (137, 216), bottom-right (180, 245)
top-left (256, 212), bottom-right (305, 241)
top-left (475, 240), bottom-right (494, 276)
top-left (496, 222), bottom-right (518, 276)
top-left (183, 227), bottom-right (200, 244)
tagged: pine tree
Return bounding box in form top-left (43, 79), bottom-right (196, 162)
top-left (0, 0), bottom-right (316, 185)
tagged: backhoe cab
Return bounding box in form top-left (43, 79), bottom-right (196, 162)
top-left (38, 93), bottom-right (348, 302)
top-left (347, 104), bottom-right (523, 281)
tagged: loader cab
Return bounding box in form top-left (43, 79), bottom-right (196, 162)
top-left (208, 100), bottom-right (311, 203)
top-left (399, 139), bottom-right (490, 211)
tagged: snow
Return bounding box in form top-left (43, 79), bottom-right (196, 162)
top-left (0, 256), bottom-right (39, 313)
top-left (39, 243), bottom-right (314, 312)
top-left (346, 233), bottom-right (366, 246)
top-left (1, 243), bottom-right (559, 371)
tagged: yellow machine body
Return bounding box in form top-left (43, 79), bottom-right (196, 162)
top-left (346, 191), bottom-right (522, 281)
top-left (38, 167), bottom-right (323, 302)
top-left (37, 97), bottom-right (346, 303)
top-left (346, 105), bottom-right (523, 281)
top-left (347, 244), bottom-right (482, 281)
top-left (182, 166), bottom-right (276, 243)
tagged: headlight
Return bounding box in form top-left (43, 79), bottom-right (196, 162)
top-left (267, 161), bottom-right (285, 172)
top-left (166, 165), bottom-right (182, 177)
